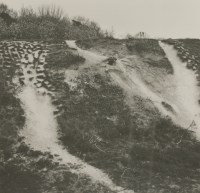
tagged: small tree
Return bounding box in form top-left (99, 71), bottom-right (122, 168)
top-left (20, 7), bottom-right (36, 18)
top-left (0, 3), bottom-right (17, 26)
top-left (0, 3), bottom-right (8, 13)
top-left (0, 3), bottom-right (17, 18)
top-left (38, 5), bottom-right (64, 20)
top-left (90, 21), bottom-right (103, 37)
top-left (104, 27), bottom-right (115, 39)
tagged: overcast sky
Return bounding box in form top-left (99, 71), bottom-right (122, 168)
top-left (1, 0), bottom-right (200, 39)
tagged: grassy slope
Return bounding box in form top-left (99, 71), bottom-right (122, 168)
top-left (0, 41), bottom-right (113, 193)
top-left (0, 50), bottom-right (44, 193)
top-left (47, 39), bottom-right (200, 193)
top-left (46, 41), bottom-right (85, 69)
top-left (2, 39), bottom-right (200, 193)
top-left (77, 38), bottom-right (173, 74)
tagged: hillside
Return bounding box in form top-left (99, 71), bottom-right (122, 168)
top-left (1, 3), bottom-right (200, 193)
top-left (0, 37), bottom-right (200, 193)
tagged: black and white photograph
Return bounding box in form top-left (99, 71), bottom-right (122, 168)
top-left (0, 0), bottom-right (200, 192)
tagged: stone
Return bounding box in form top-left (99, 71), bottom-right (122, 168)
top-left (104, 57), bottom-right (117, 65)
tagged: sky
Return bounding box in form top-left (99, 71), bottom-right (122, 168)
top-left (1, 0), bottom-right (200, 39)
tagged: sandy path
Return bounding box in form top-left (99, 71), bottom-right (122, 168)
top-left (8, 39), bottom-right (200, 192)
top-left (66, 40), bottom-right (106, 65)
top-left (14, 41), bottom-right (134, 193)
top-left (159, 42), bottom-right (200, 136)
top-left (109, 41), bottom-right (200, 136)
top-left (68, 39), bottom-right (200, 139)
top-left (109, 61), bottom-right (176, 117)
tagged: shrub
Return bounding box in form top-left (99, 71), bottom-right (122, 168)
top-left (0, 18), bottom-right (8, 39)
top-left (126, 40), bottom-right (149, 53)
top-left (38, 20), bottom-right (56, 39)
top-left (0, 4), bottom-right (105, 40)
top-left (54, 18), bottom-right (71, 39)
top-left (17, 19), bottom-right (39, 39)
top-left (8, 23), bottom-right (21, 39)
top-left (46, 44), bottom-right (85, 69)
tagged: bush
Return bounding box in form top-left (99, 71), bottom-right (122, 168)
top-left (46, 44), bottom-right (85, 69)
top-left (17, 19), bottom-right (39, 39)
top-left (7, 23), bottom-right (21, 39)
top-left (0, 18), bottom-right (8, 39)
top-left (0, 4), bottom-right (105, 40)
top-left (38, 20), bottom-right (56, 39)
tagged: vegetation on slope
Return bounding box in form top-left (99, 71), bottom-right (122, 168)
top-left (77, 38), bottom-right (174, 74)
top-left (1, 2), bottom-right (200, 192)
top-left (0, 3), bottom-right (109, 41)
top-left (0, 41), bottom-right (114, 193)
top-left (46, 40), bottom-right (200, 193)
top-left (46, 42), bottom-right (85, 69)
top-left (126, 39), bottom-right (174, 73)
top-left (0, 49), bottom-right (43, 193)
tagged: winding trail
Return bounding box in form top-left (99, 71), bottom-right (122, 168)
top-left (159, 42), bottom-right (200, 135)
top-left (7, 41), bottom-right (135, 193)
top-left (7, 39), bottom-right (200, 192)
top-left (67, 40), bottom-right (200, 138)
